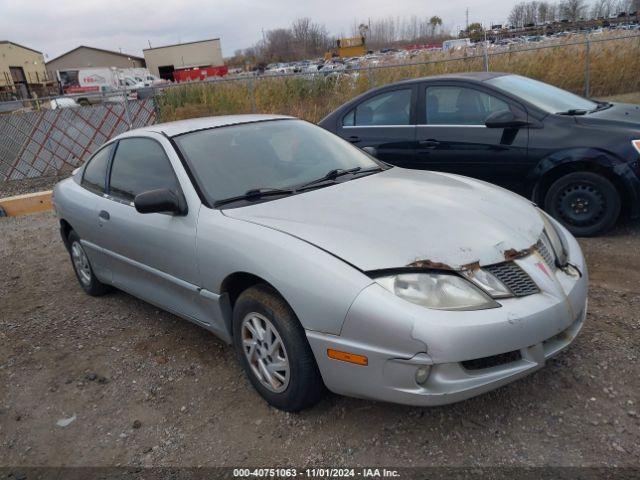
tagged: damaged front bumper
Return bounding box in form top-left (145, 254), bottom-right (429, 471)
top-left (306, 227), bottom-right (588, 407)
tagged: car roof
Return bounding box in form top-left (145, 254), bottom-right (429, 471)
top-left (389, 71), bottom-right (511, 86)
top-left (122, 114), bottom-right (294, 138)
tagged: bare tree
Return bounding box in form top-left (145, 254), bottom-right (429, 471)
top-left (537, 1), bottom-right (557, 21)
top-left (592, 0), bottom-right (613, 17)
top-left (509, 2), bottom-right (528, 27)
top-left (560, 0), bottom-right (587, 21)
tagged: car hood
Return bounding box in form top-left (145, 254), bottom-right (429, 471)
top-left (575, 102), bottom-right (640, 129)
top-left (222, 168), bottom-right (544, 272)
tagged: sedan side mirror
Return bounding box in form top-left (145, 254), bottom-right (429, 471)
top-left (485, 110), bottom-right (529, 129)
top-left (134, 188), bottom-right (187, 215)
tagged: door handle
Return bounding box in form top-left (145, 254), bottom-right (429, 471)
top-left (347, 135), bottom-right (361, 144)
top-left (99, 210), bottom-right (110, 221)
top-left (419, 139), bottom-right (440, 148)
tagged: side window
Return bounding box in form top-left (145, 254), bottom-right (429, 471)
top-left (350, 89), bottom-right (412, 126)
top-left (426, 86), bottom-right (510, 125)
top-left (109, 138), bottom-right (179, 203)
top-left (81, 145), bottom-right (112, 194)
top-left (342, 109), bottom-right (355, 126)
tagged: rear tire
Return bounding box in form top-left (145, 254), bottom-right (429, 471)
top-left (232, 284), bottom-right (324, 411)
top-left (544, 171), bottom-right (620, 237)
top-left (68, 230), bottom-right (111, 296)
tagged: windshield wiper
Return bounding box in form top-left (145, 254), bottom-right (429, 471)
top-left (295, 167), bottom-right (363, 191)
top-left (556, 109), bottom-right (589, 116)
top-left (214, 187), bottom-right (295, 207)
top-left (295, 166), bottom-right (385, 191)
top-left (214, 166), bottom-right (385, 207)
top-left (592, 101), bottom-right (613, 112)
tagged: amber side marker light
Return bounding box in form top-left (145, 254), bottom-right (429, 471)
top-left (633, 140), bottom-right (640, 154)
top-left (327, 349), bottom-right (368, 366)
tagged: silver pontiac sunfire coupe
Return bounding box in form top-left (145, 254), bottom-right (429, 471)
top-left (53, 114), bottom-right (588, 411)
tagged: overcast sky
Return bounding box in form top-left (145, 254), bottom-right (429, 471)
top-left (3, 0), bottom-right (518, 60)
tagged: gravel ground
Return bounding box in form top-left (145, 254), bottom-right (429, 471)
top-left (1, 212), bottom-right (639, 468)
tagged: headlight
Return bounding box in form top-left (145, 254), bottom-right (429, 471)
top-left (538, 209), bottom-right (568, 267)
top-left (632, 140), bottom-right (640, 154)
top-left (375, 272), bottom-right (499, 311)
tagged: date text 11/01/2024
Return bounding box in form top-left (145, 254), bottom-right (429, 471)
top-left (233, 468), bottom-right (400, 478)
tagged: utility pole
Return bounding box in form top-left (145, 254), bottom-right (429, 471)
top-left (466, 8), bottom-right (469, 32)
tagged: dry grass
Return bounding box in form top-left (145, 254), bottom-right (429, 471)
top-left (157, 35), bottom-right (640, 123)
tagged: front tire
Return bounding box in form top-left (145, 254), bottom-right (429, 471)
top-left (68, 230), bottom-right (111, 296)
top-left (232, 285), bottom-right (324, 411)
top-left (544, 172), bottom-right (620, 237)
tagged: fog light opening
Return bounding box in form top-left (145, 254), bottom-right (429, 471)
top-left (415, 366), bottom-right (431, 386)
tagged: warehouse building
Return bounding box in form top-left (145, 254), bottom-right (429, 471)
top-left (143, 38), bottom-right (224, 80)
top-left (0, 41), bottom-right (49, 100)
top-left (45, 46), bottom-right (145, 77)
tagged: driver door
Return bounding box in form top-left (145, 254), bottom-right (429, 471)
top-left (95, 136), bottom-right (208, 324)
top-left (415, 83), bottom-right (531, 194)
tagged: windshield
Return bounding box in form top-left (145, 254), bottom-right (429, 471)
top-left (486, 74), bottom-right (598, 114)
top-left (174, 119), bottom-right (381, 205)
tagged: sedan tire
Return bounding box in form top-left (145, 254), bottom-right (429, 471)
top-left (232, 284), bottom-right (324, 411)
top-left (544, 171), bottom-right (620, 237)
top-left (68, 230), bottom-right (111, 296)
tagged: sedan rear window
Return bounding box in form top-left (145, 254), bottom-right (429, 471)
top-left (174, 119), bottom-right (379, 205)
top-left (349, 89), bottom-right (412, 126)
top-left (81, 145), bottom-right (112, 194)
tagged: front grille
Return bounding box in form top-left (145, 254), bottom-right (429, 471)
top-left (537, 237), bottom-right (556, 269)
top-left (484, 262), bottom-right (540, 297)
top-left (461, 350), bottom-right (522, 371)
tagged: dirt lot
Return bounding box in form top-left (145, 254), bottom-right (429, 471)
top-left (1, 212), bottom-right (639, 468)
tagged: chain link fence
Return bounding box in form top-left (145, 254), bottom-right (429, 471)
top-left (0, 31), bottom-right (638, 182)
top-left (0, 95), bottom-right (155, 181)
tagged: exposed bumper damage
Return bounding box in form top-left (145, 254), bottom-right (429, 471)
top-left (306, 227), bottom-right (588, 407)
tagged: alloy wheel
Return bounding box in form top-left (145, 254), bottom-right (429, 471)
top-left (71, 241), bottom-right (92, 286)
top-left (240, 312), bottom-right (290, 393)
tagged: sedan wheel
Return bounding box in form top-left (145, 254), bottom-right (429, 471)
top-left (67, 230), bottom-right (111, 296)
top-left (241, 312), bottom-right (290, 393)
top-left (232, 284), bottom-right (324, 411)
top-left (71, 241), bottom-right (92, 287)
top-left (545, 172), bottom-right (620, 237)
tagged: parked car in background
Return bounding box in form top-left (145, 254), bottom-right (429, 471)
top-left (53, 115), bottom-right (587, 411)
top-left (319, 72), bottom-right (640, 236)
top-left (49, 97), bottom-right (80, 110)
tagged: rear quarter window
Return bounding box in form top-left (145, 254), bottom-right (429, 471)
top-left (81, 145), bottom-right (112, 194)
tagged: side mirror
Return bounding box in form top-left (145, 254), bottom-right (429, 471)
top-left (362, 146), bottom-right (378, 157)
top-left (134, 188), bottom-right (187, 215)
top-left (485, 110), bottom-right (529, 129)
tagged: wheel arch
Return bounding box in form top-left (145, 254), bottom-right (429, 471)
top-left (220, 272), bottom-right (296, 339)
top-left (59, 218), bottom-right (74, 251)
top-left (531, 151), bottom-right (632, 215)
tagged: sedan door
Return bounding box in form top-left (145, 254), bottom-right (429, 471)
top-left (96, 135), bottom-right (210, 326)
top-left (415, 83), bottom-right (531, 195)
top-left (336, 86), bottom-right (417, 166)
